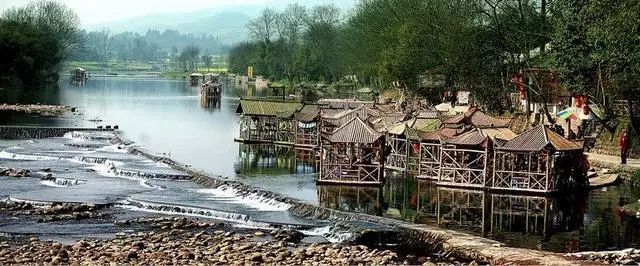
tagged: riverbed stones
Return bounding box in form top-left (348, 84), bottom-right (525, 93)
top-left (567, 248), bottom-right (640, 264)
top-left (0, 226), bottom-right (404, 265)
top-left (0, 168), bottom-right (30, 177)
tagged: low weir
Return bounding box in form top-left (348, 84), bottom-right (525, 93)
top-left (112, 132), bottom-right (578, 265)
top-left (0, 125), bottom-right (579, 264)
top-left (0, 126), bottom-right (114, 139)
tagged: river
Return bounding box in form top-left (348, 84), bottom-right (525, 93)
top-left (2, 76), bottom-right (640, 252)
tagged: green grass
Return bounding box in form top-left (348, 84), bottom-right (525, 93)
top-left (63, 61), bottom-right (228, 78)
top-left (63, 61), bottom-right (157, 73)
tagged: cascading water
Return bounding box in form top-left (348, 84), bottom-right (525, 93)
top-left (40, 177), bottom-right (87, 187)
top-left (197, 185), bottom-right (291, 212)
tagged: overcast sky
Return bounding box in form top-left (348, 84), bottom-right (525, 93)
top-left (0, 0), bottom-right (345, 26)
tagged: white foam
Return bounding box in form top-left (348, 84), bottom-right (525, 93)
top-left (301, 226), bottom-right (353, 243)
top-left (196, 186), bottom-right (291, 212)
top-left (40, 180), bottom-right (67, 187)
top-left (40, 177), bottom-right (87, 187)
top-left (96, 145), bottom-right (128, 153)
top-left (118, 199), bottom-right (272, 228)
top-left (0, 150), bottom-right (61, 161)
top-left (43, 150), bottom-right (94, 154)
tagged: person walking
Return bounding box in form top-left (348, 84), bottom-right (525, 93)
top-left (620, 131), bottom-right (630, 164)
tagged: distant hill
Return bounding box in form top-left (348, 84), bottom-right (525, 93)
top-left (87, 11), bottom-right (251, 44)
top-left (174, 12), bottom-right (252, 44)
top-left (86, 0), bottom-right (357, 44)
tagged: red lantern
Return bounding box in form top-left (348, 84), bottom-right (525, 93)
top-left (511, 73), bottom-right (527, 100)
top-left (574, 96), bottom-right (583, 108)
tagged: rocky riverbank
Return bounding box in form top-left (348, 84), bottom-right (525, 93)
top-left (0, 199), bottom-right (469, 265)
top-left (566, 248), bottom-right (640, 264)
top-left (0, 228), bottom-right (400, 265)
top-left (0, 200), bottom-right (109, 223)
top-left (0, 104), bottom-right (74, 117)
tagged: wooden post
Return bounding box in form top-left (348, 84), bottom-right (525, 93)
top-left (405, 138), bottom-right (410, 173)
top-left (483, 140), bottom-right (489, 187)
top-left (418, 142), bottom-right (423, 177)
top-left (544, 150), bottom-right (550, 191)
top-left (492, 149), bottom-right (498, 189)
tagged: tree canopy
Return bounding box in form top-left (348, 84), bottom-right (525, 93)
top-left (228, 0), bottom-right (640, 115)
top-left (0, 0), bottom-right (81, 88)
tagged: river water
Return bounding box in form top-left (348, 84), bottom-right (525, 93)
top-left (2, 76), bottom-right (640, 252)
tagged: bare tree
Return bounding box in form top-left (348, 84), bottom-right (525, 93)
top-left (247, 8), bottom-right (278, 42)
top-left (99, 29), bottom-right (111, 68)
top-left (306, 4), bottom-right (341, 26)
top-left (280, 3), bottom-right (308, 43)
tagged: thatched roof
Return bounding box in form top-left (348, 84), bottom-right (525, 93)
top-left (444, 129), bottom-right (490, 147)
top-left (236, 99), bottom-right (303, 117)
top-left (443, 108), bottom-right (511, 128)
top-left (318, 99), bottom-right (374, 109)
top-left (498, 125), bottom-right (582, 152)
top-left (322, 105), bottom-right (381, 126)
top-left (327, 117), bottom-right (382, 144)
top-left (479, 128), bottom-right (518, 141)
top-left (295, 104), bottom-right (320, 122)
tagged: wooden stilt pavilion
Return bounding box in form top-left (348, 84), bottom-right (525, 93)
top-left (438, 129), bottom-right (492, 188)
top-left (294, 104), bottom-right (320, 150)
top-left (385, 123), bottom-right (423, 173)
top-left (318, 117), bottom-right (385, 185)
top-left (492, 125), bottom-right (586, 193)
top-left (235, 99), bottom-right (303, 144)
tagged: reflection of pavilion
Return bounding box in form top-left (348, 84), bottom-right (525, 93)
top-left (236, 144), bottom-right (318, 175)
top-left (315, 180), bottom-right (587, 251)
top-left (436, 187), bottom-right (487, 233)
top-left (317, 185), bottom-right (384, 216)
top-left (434, 187), bottom-right (585, 249)
top-left (200, 97), bottom-right (221, 110)
top-left (491, 194), bottom-right (551, 236)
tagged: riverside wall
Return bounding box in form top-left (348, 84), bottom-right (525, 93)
top-left (0, 126), bottom-right (114, 139)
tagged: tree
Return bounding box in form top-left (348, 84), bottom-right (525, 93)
top-left (551, 0), bottom-right (640, 117)
top-left (179, 45), bottom-right (200, 71)
top-left (0, 0), bottom-right (80, 88)
top-left (247, 8), bottom-right (278, 43)
top-left (202, 54), bottom-right (213, 70)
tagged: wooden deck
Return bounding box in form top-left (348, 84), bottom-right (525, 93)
top-left (234, 137), bottom-right (319, 151)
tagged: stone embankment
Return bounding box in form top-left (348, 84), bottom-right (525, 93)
top-left (0, 104), bottom-right (74, 117)
top-left (0, 126), bottom-right (114, 139)
top-left (113, 133), bottom-right (579, 265)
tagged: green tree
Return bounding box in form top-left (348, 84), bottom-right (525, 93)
top-left (0, 0), bottom-right (80, 88)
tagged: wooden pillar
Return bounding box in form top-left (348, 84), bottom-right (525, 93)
top-left (544, 150), bottom-right (550, 191)
top-left (405, 138), bottom-right (410, 172)
top-left (528, 152), bottom-right (533, 190)
top-left (492, 149), bottom-right (498, 189)
top-left (483, 141), bottom-right (489, 186)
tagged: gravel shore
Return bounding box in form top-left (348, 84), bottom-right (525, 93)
top-left (0, 200), bottom-right (465, 265)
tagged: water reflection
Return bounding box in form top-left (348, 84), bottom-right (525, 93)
top-left (317, 178), bottom-right (640, 252)
top-left (200, 97), bottom-right (221, 111)
top-left (235, 144), bottom-right (317, 176)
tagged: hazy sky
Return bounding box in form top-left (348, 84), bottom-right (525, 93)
top-left (0, 0), bottom-right (343, 26)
